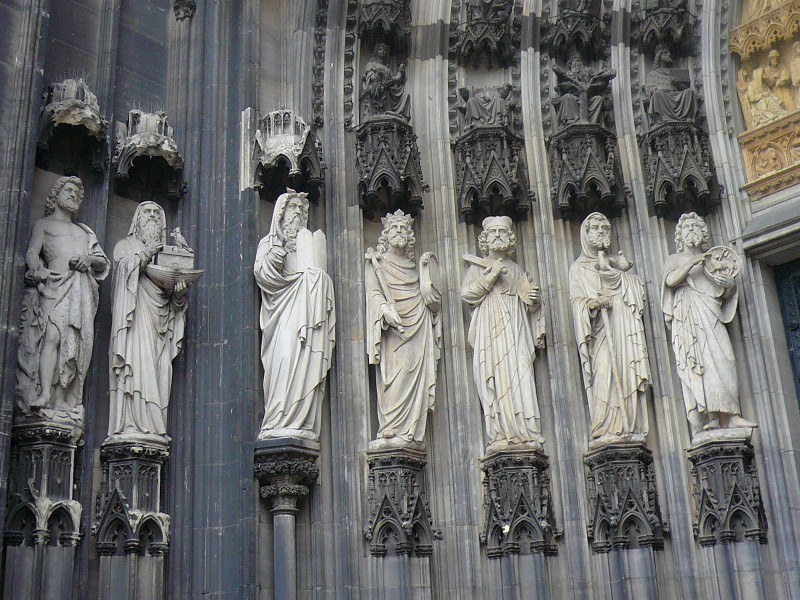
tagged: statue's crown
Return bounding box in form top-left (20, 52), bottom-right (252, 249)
top-left (381, 209), bottom-right (413, 228)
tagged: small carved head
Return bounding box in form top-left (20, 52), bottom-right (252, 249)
top-left (377, 210), bottom-right (415, 259)
top-left (769, 49), bottom-right (781, 66)
top-left (131, 201), bottom-right (167, 246)
top-left (654, 44), bottom-right (673, 68)
top-left (45, 176), bottom-right (84, 217)
top-left (581, 212), bottom-right (612, 252)
top-left (478, 215), bottom-right (516, 256)
top-left (675, 212), bottom-right (710, 252)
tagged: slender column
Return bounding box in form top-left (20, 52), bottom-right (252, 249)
top-left (254, 439), bottom-right (320, 600)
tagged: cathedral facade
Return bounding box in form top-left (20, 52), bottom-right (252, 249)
top-left (0, 0), bottom-right (799, 599)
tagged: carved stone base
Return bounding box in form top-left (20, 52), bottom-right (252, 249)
top-left (480, 448), bottom-right (558, 558)
top-left (364, 446), bottom-right (441, 557)
top-left (687, 439), bottom-right (767, 547)
top-left (584, 442), bottom-right (665, 553)
top-left (355, 115), bottom-right (428, 220)
top-left (93, 439), bottom-right (171, 556)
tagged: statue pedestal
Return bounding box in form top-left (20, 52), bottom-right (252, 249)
top-left (687, 438), bottom-right (767, 546)
top-left (3, 422), bottom-right (82, 600)
top-left (254, 438), bottom-right (320, 600)
top-left (584, 442), bottom-right (665, 553)
top-left (93, 438), bottom-right (170, 600)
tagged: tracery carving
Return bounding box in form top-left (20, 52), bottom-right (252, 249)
top-left (688, 441), bottom-right (767, 546)
top-left (357, 0), bottom-right (411, 51)
top-left (730, 0), bottom-right (800, 59)
top-left (364, 447), bottom-right (441, 557)
top-left (453, 0), bottom-right (521, 68)
top-left (584, 443), bottom-right (665, 553)
top-left (543, 0), bottom-right (609, 62)
top-left (480, 450), bottom-right (558, 557)
top-left (738, 108), bottom-right (800, 199)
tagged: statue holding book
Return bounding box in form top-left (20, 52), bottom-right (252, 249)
top-left (254, 189), bottom-right (336, 442)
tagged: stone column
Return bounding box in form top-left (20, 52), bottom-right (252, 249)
top-left (93, 440), bottom-right (170, 600)
top-left (3, 423), bottom-right (81, 600)
top-left (254, 438), bottom-right (321, 600)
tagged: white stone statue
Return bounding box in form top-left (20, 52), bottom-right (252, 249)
top-left (254, 189), bottom-right (336, 441)
top-left (108, 202), bottom-right (192, 442)
top-left (15, 176), bottom-right (110, 427)
top-left (365, 210), bottom-right (442, 448)
top-left (661, 213), bottom-right (757, 441)
top-left (569, 213), bottom-right (651, 447)
top-left (461, 216), bottom-right (545, 453)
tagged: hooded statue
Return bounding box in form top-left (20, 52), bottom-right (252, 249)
top-left (254, 189), bottom-right (336, 441)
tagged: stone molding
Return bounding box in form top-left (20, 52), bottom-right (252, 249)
top-left (584, 443), bottom-right (666, 553)
top-left (480, 449), bottom-right (558, 558)
top-left (364, 446), bottom-right (441, 557)
top-left (729, 0), bottom-right (800, 59)
top-left (254, 439), bottom-right (320, 515)
top-left (687, 439), bottom-right (768, 547)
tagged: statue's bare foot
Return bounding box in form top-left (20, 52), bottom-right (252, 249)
top-left (728, 415), bottom-right (757, 429)
top-left (703, 417), bottom-right (720, 431)
top-left (29, 394), bottom-right (49, 409)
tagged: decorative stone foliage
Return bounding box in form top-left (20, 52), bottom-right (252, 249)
top-left (364, 447), bottom-right (441, 557)
top-left (480, 449), bottom-right (557, 558)
top-left (584, 443), bottom-right (665, 553)
top-left (254, 440), bottom-right (320, 514)
top-left (688, 440), bottom-right (767, 547)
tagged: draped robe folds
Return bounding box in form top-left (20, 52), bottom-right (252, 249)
top-left (462, 260), bottom-right (545, 446)
top-left (360, 61), bottom-right (410, 119)
top-left (108, 237), bottom-right (187, 438)
top-left (569, 256), bottom-right (651, 440)
top-left (646, 69), bottom-right (696, 123)
top-left (16, 224), bottom-right (109, 418)
top-left (255, 235), bottom-right (336, 440)
top-left (366, 252), bottom-right (441, 443)
top-left (661, 253), bottom-right (740, 417)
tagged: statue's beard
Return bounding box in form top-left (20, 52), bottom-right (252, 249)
top-left (683, 230), bottom-right (705, 249)
top-left (283, 223), bottom-right (299, 252)
top-left (139, 219), bottom-right (162, 247)
top-left (489, 238), bottom-right (512, 254)
top-left (587, 231), bottom-right (610, 251)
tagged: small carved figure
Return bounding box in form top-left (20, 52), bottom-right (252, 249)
top-left (755, 146), bottom-right (783, 176)
top-left (760, 49), bottom-right (796, 113)
top-left (108, 202), bottom-right (191, 441)
top-left (459, 84), bottom-right (516, 131)
top-left (461, 216), bottom-right (545, 452)
top-left (737, 67), bottom-right (788, 128)
top-left (790, 42), bottom-right (800, 97)
top-left (366, 210), bottom-right (442, 447)
top-left (15, 177), bottom-right (110, 426)
top-left (360, 42), bottom-right (410, 120)
top-left (171, 227), bottom-right (190, 251)
top-left (254, 189), bottom-right (336, 441)
top-left (661, 213), bottom-right (757, 439)
top-left (569, 213), bottom-right (651, 447)
top-left (644, 45), bottom-right (696, 125)
top-left (553, 55), bottom-right (615, 127)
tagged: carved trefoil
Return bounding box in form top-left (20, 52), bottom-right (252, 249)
top-left (250, 109), bottom-right (325, 202)
top-left (364, 447), bottom-right (441, 557)
top-left (687, 440), bottom-right (767, 547)
top-left (113, 109), bottom-right (185, 201)
top-left (356, 0), bottom-right (412, 50)
top-left (355, 116), bottom-right (428, 220)
top-left (453, 0), bottom-right (520, 68)
top-left (584, 443), bottom-right (665, 553)
top-left (37, 77), bottom-right (108, 174)
top-left (480, 449), bottom-right (558, 558)
top-left (93, 441), bottom-right (171, 556)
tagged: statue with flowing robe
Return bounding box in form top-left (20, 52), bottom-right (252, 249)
top-left (360, 43), bottom-right (410, 120)
top-left (461, 216), bottom-right (545, 452)
top-left (645, 45), bottom-right (696, 125)
top-left (569, 213), bottom-right (651, 447)
top-left (15, 176), bottom-right (109, 427)
top-left (108, 202), bottom-right (188, 441)
top-left (366, 210), bottom-right (441, 447)
top-left (662, 213), bottom-right (757, 439)
top-left (254, 189), bottom-right (336, 442)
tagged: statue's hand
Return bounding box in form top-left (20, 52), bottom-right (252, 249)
top-left (589, 295), bottom-right (612, 310)
top-left (527, 285), bottom-right (541, 305)
top-left (174, 279), bottom-right (188, 297)
top-left (381, 304), bottom-right (404, 331)
top-left (711, 272), bottom-right (734, 288)
top-left (69, 255), bottom-right (92, 272)
top-left (146, 240), bottom-right (163, 258)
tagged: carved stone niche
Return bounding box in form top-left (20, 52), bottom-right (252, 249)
top-left (480, 449), bottom-right (558, 558)
top-left (4, 423), bottom-right (82, 549)
top-left (364, 446), bottom-right (442, 557)
top-left (251, 109), bottom-right (325, 203)
top-left (687, 440), bottom-right (768, 547)
top-left (548, 124), bottom-right (625, 221)
top-left (93, 440), bottom-right (171, 557)
top-left (584, 443), bottom-right (666, 553)
top-left (113, 109), bottom-right (185, 202)
top-left (37, 77), bottom-right (109, 174)
top-left (632, 0), bottom-right (695, 57)
top-left (729, 0), bottom-right (800, 60)
top-left (453, 0), bottom-right (519, 68)
top-left (454, 125), bottom-right (532, 225)
top-left (355, 115), bottom-right (429, 220)
top-left (543, 1), bottom-right (608, 62)
top-left (640, 123), bottom-right (720, 218)
top-left (356, 0), bottom-right (412, 52)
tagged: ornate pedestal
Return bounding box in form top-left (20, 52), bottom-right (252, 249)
top-left (584, 442), bottom-right (665, 553)
top-left (687, 439), bottom-right (767, 547)
top-left (3, 422), bottom-right (82, 600)
top-left (254, 438), bottom-right (320, 600)
top-left (93, 439), bottom-right (170, 600)
top-left (480, 448), bottom-right (558, 558)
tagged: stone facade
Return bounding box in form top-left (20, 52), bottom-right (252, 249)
top-left (0, 1), bottom-right (799, 599)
